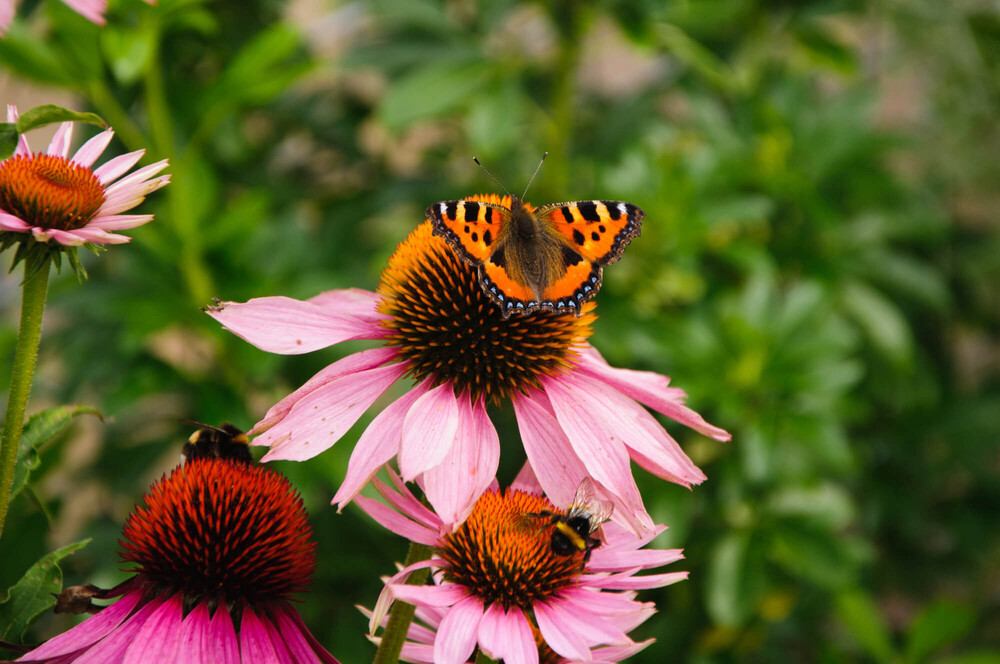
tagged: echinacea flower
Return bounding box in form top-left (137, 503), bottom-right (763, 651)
top-left (207, 196), bottom-right (730, 533)
top-left (0, 105), bottom-right (168, 248)
top-left (11, 446), bottom-right (338, 662)
top-left (357, 467), bottom-right (685, 664)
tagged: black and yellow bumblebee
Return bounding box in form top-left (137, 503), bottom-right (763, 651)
top-left (527, 477), bottom-right (614, 563)
top-left (181, 422), bottom-right (252, 464)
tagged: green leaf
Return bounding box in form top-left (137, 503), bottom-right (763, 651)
top-left (705, 532), bottom-right (761, 626)
top-left (16, 105), bottom-right (108, 134)
top-left (0, 123), bottom-right (18, 160)
top-left (906, 601), bottom-right (976, 663)
top-left (934, 653), bottom-right (1000, 664)
top-left (101, 24), bottom-right (156, 85)
top-left (0, 26), bottom-right (77, 86)
top-left (0, 540), bottom-right (91, 641)
top-left (657, 23), bottom-right (740, 93)
top-left (378, 60), bottom-right (493, 131)
top-left (840, 281), bottom-right (914, 365)
top-left (835, 590), bottom-right (895, 662)
top-left (10, 405), bottom-right (103, 503)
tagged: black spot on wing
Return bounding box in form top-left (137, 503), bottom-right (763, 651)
top-left (445, 201), bottom-right (458, 219)
top-left (561, 245), bottom-right (584, 267)
top-left (560, 207), bottom-right (574, 224)
top-left (591, 231), bottom-right (600, 241)
top-left (471, 232), bottom-right (479, 242)
top-left (483, 229), bottom-right (492, 246)
top-left (491, 248), bottom-right (506, 268)
top-left (577, 201), bottom-right (601, 222)
top-left (464, 203), bottom-right (479, 222)
top-left (601, 201), bottom-right (622, 218)
top-left (572, 229), bottom-right (585, 245)
top-left (484, 208), bottom-right (494, 224)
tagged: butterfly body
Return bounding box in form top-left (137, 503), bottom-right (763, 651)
top-left (428, 195), bottom-right (643, 317)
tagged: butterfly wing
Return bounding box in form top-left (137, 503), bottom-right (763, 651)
top-left (427, 200), bottom-right (510, 264)
top-left (536, 200), bottom-right (644, 265)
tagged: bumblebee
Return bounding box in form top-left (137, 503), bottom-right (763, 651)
top-left (181, 422), bottom-right (252, 464)
top-left (528, 478), bottom-right (614, 563)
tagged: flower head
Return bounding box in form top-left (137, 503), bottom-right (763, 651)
top-left (14, 429), bottom-right (337, 663)
top-left (0, 106), bottom-right (168, 267)
top-left (207, 196), bottom-right (729, 532)
top-left (358, 468), bottom-right (684, 664)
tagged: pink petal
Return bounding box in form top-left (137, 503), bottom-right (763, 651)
top-left (273, 604), bottom-right (339, 664)
top-left (207, 605), bottom-right (241, 664)
top-left (259, 362), bottom-right (407, 462)
top-left (354, 495), bottom-right (439, 546)
top-left (89, 214), bottom-right (154, 230)
top-left (46, 122), bottom-right (73, 158)
top-left (61, 0), bottom-right (107, 24)
top-left (369, 560), bottom-right (439, 634)
top-left (538, 377), bottom-right (652, 534)
top-left (18, 589), bottom-right (143, 659)
top-left (533, 601), bottom-right (593, 662)
top-left (422, 397), bottom-right (499, 527)
top-left (544, 597), bottom-right (630, 647)
top-left (64, 227), bottom-right (132, 245)
top-left (510, 461), bottom-right (543, 495)
top-left (254, 347), bottom-right (398, 434)
top-left (590, 548), bottom-right (684, 571)
top-left (307, 288), bottom-right (390, 328)
top-left (71, 128), bottom-right (113, 167)
top-left (0, 2), bottom-right (11, 35)
top-left (332, 382), bottom-right (427, 509)
top-left (32, 227), bottom-right (86, 246)
top-left (70, 595), bottom-right (167, 664)
top-left (397, 382), bottom-right (460, 481)
top-left (502, 608), bottom-right (539, 664)
top-left (240, 607), bottom-right (282, 664)
top-left (92, 150), bottom-right (144, 185)
top-left (0, 211), bottom-right (31, 231)
top-left (175, 602), bottom-right (211, 664)
top-left (588, 571), bottom-right (689, 590)
top-left (209, 296), bottom-right (384, 355)
top-left (5, 106), bottom-right (30, 155)
top-left (398, 642), bottom-right (434, 663)
top-left (390, 583), bottom-right (467, 609)
top-left (513, 392), bottom-right (591, 508)
top-left (122, 593), bottom-right (182, 663)
top-left (373, 471), bottom-right (441, 532)
top-left (591, 640), bottom-right (656, 663)
top-left (432, 595), bottom-right (483, 664)
top-left (577, 346), bottom-right (730, 441)
top-left (476, 603), bottom-right (507, 661)
top-left (559, 587), bottom-right (645, 617)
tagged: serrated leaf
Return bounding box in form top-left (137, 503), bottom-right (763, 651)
top-left (15, 105), bottom-right (108, 134)
top-left (0, 540), bottom-right (91, 641)
top-left (0, 123), bottom-right (17, 160)
top-left (835, 591), bottom-right (894, 662)
top-left (906, 601), bottom-right (976, 663)
top-left (10, 405), bottom-right (103, 503)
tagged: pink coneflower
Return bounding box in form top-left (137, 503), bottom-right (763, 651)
top-left (207, 196), bottom-right (730, 533)
top-left (0, 105), bottom-right (168, 247)
top-left (357, 468), bottom-right (686, 664)
top-left (12, 439), bottom-right (338, 663)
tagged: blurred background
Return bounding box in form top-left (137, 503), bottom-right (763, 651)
top-left (1, 0), bottom-right (999, 661)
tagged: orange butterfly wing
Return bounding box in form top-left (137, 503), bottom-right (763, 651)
top-left (427, 200), bottom-right (509, 263)
top-left (536, 200), bottom-right (644, 265)
top-left (480, 243), bottom-right (601, 317)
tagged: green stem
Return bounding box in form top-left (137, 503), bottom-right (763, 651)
top-left (372, 540), bottom-right (434, 664)
top-left (475, 650), bottom-right (498, 664)
top-left (0, 258), bottom-right (51, 539)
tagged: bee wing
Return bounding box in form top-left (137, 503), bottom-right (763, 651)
top-left (570, 477), bottom-right (615, 525)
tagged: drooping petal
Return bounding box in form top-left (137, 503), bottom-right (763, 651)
top-left (332, 382), bottom-right (427, 509)
top-left (502, 607), bottom-right (540, 664)
top-left (70, 595), bottom-right (166, 664)
top-left (513, 391), bottom-right (591, 508)
top-left (254, 347), bottom-right (398, 435)
top-left (432, 595), bottom-right (483, 664)
top-left (174, 602), bottom-right (211, 664)
top-left (397, 382), bottom-right (460, 481)
top-left (543, 597), bottom-right (631, 647)
top-left (259, 362), bottom-right (407, 462)
top-left (239, 607), bottom-right (282, 664)
top-left (0, 211), bottom-right (31, 231)
top-left (17, 588), bottom-right (143, 659)
top-left (273, 603), bottom-right (340, 664)
top-left (208, 296), bottom-right (385, 355)
top-left (71, 128), bottom-right (114, 168)
top-left (422, 397), bottom-right (499, 527)
top-left (540, 376), bottom-right (652, 534)
top-left (577, 346), bottom-right (730, 441)
top-left (533, 600), bottom-right (593, 662)
top-left (121, 593), bottom-right (182, 664)
top-left (354, 494), bottom-right (439, 546)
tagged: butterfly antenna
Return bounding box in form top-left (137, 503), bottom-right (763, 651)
top-left (521, 151), bottom-right (548, 200)
top-left (472, 157), bottom-right (513, 199)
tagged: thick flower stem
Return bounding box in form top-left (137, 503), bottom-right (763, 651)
top-left (0, 258), bottom-right (51, 539)
top-left (372, 540), bottom-right (434, 664)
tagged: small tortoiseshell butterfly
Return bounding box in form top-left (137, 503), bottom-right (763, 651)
top-left (428, 155), bottom-right (644, 318)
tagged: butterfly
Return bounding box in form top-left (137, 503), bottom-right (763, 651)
top-left (427, 157), bottom-right (644, 318)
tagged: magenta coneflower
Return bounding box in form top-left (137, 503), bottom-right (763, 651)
top-left (0, 105), bottom-right (168, 247)
top-left (357, 468), bottom-right (685, 664)
top-left (207, 196), bottom-right (729, 532)
top-left (13, 446), bottom-right (337, 663)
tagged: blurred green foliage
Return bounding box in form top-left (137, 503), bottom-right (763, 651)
top-left (2, 0), bottom-right (999, 662)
